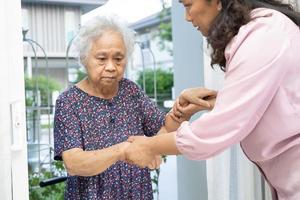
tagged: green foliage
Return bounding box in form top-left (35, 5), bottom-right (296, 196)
top-left (25, 75), bottom-right (61, 106)
top-left (151, 155), bottom-right (167, 197)
top-left (156, 7), bottom-right (173, 55)
top-left (73, 69), bottom-right (87, 84)
top-left (158, 22), bottom-right (172, 42)
top-left (151, 169), bottom-right (160, 194)
top-left (137, 68), bottom-right (173, 95)
top-left (29, 161), bottom-right (65, 200)
top-left (136, 68), bottom-right (173, 108)
top-left (158, 8), bottom-right (172, 42)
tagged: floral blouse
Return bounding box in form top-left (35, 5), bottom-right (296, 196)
top-left (54, 78), bottom-right (165, 200)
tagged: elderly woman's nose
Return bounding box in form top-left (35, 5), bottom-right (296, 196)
top-left (105, 60), bottom-right (116, 70)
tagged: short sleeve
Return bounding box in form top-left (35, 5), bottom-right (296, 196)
top-left (176, 15), bottom-right (293, 160)
top-left (137, 89), bottom-right (166, 137)
top-left (54, 98), bottom-right (83, 161)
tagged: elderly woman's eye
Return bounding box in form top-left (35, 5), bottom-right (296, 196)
top-left (97, 57), bottom-right (107, 64)
top-left (115, 57), bottom-right (123, 62)
top-left (98, 57), bottom-right (106, 61)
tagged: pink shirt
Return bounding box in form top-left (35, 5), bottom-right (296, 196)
top-left (176, 8), bottom-right (300, 200)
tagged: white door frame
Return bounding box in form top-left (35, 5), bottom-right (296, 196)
top-left (0, 0), bottom-right (29, 199)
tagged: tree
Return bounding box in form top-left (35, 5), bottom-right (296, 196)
top-left (156, 7), bottom-right (172, 55)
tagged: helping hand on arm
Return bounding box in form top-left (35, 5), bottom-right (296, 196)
top-left (172, 87), bottom-right (217, 121)
top-left (179, 87), bottom-right (217, 106)
top-left (125, 132), bottom-right (179, 168)
top-left (63, 141), bottom-right (164, 175)
top-left (123, 88), bottom-right (217, 168)
top-left (145, 109), bottom-right (186, 168)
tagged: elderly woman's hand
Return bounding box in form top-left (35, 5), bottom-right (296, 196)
top-left (116, 141), bottom-right (131, 161)
top-left (172, 87), bottom-right (217, 121)
top-left (125, 136), bottom-right (156, 168)
top-left (147, 155), bottom-right (162, 170)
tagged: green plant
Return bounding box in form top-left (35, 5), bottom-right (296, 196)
top-left (25, 75), bottom-right (61, 107)
top-left (40, 122), bottom-right (54, 129)
top-left (137, 68), bottom-right (173, 109)
top-left (29, 161), bottom-right (66, 200)
top-left (73, 69), bottom-right (87, 84)
top-left (156, 7), bottom-right (173, 55)
top-left (151, 155), bottom-right (167, 198)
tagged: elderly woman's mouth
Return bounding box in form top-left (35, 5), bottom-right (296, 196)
top-left (102, 77), bottom-right (115, 80)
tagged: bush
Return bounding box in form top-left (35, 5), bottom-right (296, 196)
top-left (72, 69), bottom-right (87, 84)
top-left (136, 68), bottom-right (173, 109)
top-left (29, 161), bottom-right (66, 200)
top-left (25, 76), bottom-right (61, 107)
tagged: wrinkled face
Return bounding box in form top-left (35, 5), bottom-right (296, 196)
top-left (180, 0), bottom-right (221, 36)
top-left (85, 31), bottom-right (127, 88)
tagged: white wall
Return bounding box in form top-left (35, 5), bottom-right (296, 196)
top-left (172, 1), bottom-right (208, 199)
top-left (0, 0), bottom-right (29, 199)
top-left (154, 155), bottom-right (178, 200)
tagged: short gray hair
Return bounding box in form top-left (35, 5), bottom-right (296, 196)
top-left (72, 15), bottom-right (135, 67)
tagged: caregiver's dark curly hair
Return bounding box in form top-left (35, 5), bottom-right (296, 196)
top-left (207, 0), bottom-right (300, 72)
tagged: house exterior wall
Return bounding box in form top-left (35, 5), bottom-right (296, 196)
top-left (22, 2), bottom-right (82, 89)
top-left (22, 3), bottom-right (81, 56)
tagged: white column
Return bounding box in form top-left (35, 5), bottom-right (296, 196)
top-left (26, 56), bottom-right (32, 78)
top-left (172, 1), bottom-right (208, 199)
top-left (0, 0), bottom-right (29, 200)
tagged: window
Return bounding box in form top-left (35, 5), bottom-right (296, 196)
top-left (64, 9), bottom-right (78, 45)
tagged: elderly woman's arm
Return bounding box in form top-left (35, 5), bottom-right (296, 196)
top-left (162, 88), bottom-right (217, 132)
top-left (161, 107), bottom-right (207, 133)
top-left (159, 110), bottom-right (199, 133)
top-left (62, 142), bottom-right (130, 176)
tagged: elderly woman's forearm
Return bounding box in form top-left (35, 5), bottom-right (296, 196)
top-left (163, 113), bottom-right (182, 132)
top-left (62, 145), bottom-right (123, 176)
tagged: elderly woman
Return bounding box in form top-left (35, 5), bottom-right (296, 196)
top-left (53, 16), bottom-right (215, 199)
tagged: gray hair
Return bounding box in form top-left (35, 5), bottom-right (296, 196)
top-left (72, 15), bottom-right (135, 67)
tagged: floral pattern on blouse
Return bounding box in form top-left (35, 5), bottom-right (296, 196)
top-left (54, 78), bottom-right (166, 200)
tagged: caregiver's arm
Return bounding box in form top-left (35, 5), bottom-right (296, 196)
top-left (126, 132), bottom-right (179, 168)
